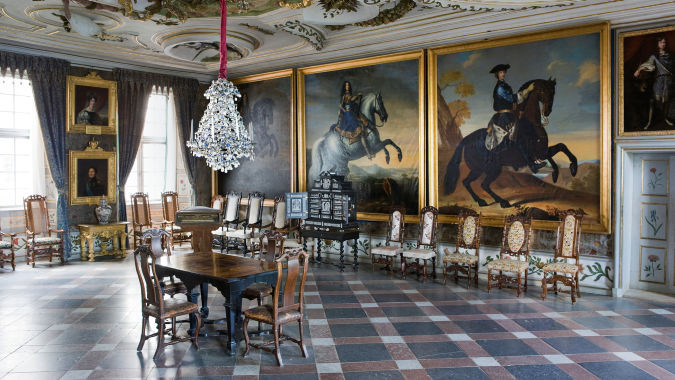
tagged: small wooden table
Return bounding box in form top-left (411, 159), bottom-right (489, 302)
top-left (300, 227), bottom-right (360, 272)
top-left (154, 252), bottom-right (278, 355)
top-left (78, 222), bottom-right (130, 261)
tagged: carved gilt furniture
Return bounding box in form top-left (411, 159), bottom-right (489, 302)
top-left (24, 194), bottom-right (65, 267)
top-left (371, 206), bottom-right (406, 273)
top-left (242, 248), bottom-right (309, 366)
top-left (212, 191), bottom-right (242, 252)
top-left (134, 244), bottom-right (200, 360)
top-left (541, 209), bottom-right (584, 303)
top-left (131, 192), bottom-right (160, 249)
top-left (224, 192), bottom-right (265, 255)
top-left (77, 222), bottom-right (130, 261)
top-left (487, 214), bottom-right (532, 297)
top-left (401, 206), bottom-right (439, 281)
top-left (442, 210), bottom-right (481, 288)
top-left (161, 191), bottom-right (191, 248)
top-left (0, 226), bottom-right (15, 271)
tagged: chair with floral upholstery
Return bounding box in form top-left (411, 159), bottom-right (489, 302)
top-left (0, 225), bottom-right (16, 271)
top-left (212, 191), bottom-right (242, 252)
top-left (541, 209), bottom-right (584, 303)
top-left (23, 194), bottom-right (64, 267)
top-left (224, 192), bottom-right (265, 255)
top-left (401, 206), bottom-right (438, 281)
top-left (487, 214), bottom-right (532, 297)
top-left (161, 191), bottom-right (191, 249)
top-left (443, 209), bottom-right (481, 287)
top-left (371, 206), bottom-right (406, 274)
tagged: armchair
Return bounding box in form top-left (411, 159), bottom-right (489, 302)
top-left (161, 191), bottom-right (191, 249)
top-left (24, 194), bottom-right (64, 267)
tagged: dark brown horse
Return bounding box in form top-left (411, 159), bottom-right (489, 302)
top-left (444, 78), bottom-right (578, 208)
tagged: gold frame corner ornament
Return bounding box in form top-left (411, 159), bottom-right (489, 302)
top-left (296, 50), bottom-right (426, 221)
top-left (66, 74), bottom-right (118, 135)
top-left (69, 147), bottom-right (117, 206)
top-left (427, 22), bottom-right (611, 233)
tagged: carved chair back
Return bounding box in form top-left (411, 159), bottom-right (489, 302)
top-left (245, 192), bottom-right (265, 228)
top-left (134, 245), bottom-right (165, 315)
top-left (161, 192), bottom-right (179, 223)
top-left (273, 248), bottom-right (309, 317)
top-left (417, 206), bottom-right (439, 250)
top-left (555, 209), bottom-right (584, 265)
top-left (499, 214), bottom-right (532, 262)
top-left (24, 195), bottom-right (50, 236)
top-left (142, 229), bottom-right (172, 257)
top-left (223, 191), bottom-right (242, 225)
top-left (211, 195), bottom-right (225, 213)
top-left (386, 206), bottom-right (406, 246)
top-left (131, 192), bottom-right (151, 229)
top-left (457, 209), bottom-right (481, 254)
top-left (259, 230), bottom-right (285, 262)
top-left (271, 196), bottom-right (289, 230)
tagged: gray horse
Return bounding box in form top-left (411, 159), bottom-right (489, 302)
top-left (309, 92), bottom-right (401, 181)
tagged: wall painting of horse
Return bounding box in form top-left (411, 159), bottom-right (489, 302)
top-left (215, 69), bottom-right (295, 198)
top-left (298, 51), bottom-right (426, 220)
top-left (428, 23), bottom-right (611, 233)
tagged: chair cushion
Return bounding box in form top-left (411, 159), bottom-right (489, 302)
top-left (243, 304), bottom-right (302, 324)
top-left (487, 259), bottom-right (528, 272)
top-left (372, 245), bottom-right (402, 256)
top-left (162, 281), bottom-right (188, 296)
top-left (31, 237), bottom-right (62, 245)
top-left (402, 249), bottom-right (436, 260)
top-left (284, 240), bottom-right (314, 249)
top-left (226, 229), bottom-right (253, 239)
top-left (443, 253), bottom-right (478, 264)
top-left (242, 282), bottom-right (273, 299)
top-left (0, 241), bottom-right (11, 249)
top-left (165, 225), bottom-right (182, 232)
top-left (143, 298), bottom-right (199, 317)
top-left (543, 262), bottom-right (580, 274)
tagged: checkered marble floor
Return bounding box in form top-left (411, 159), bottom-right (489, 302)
top-left (2, 253), bottom-right (675, 380)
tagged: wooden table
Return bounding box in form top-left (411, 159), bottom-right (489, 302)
top-left (154, 252), bottom-right (277, 355)
top-left (77, 222), bottom-right (130, 261)
top-left (301, 227), bottom-right (360, 272)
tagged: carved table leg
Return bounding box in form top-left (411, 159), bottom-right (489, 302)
top-left (352, 239), bottom-right (358, 272)
top-left (316, 238), bottom-right (322, 263)
top-left (339, 241), bottom-right (345, 272)
top-left (80, 235), bottom-right (87, 261)
top-left (112, 231), bottom-right (121, 259)
top-left (200, 283), bottom-right (209, 318)
top-left (87, 235), bottom-right (95, 262)
top-left (187, 288), bottom-right (200, 336)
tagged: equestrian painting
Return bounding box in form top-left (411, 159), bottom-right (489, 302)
top-left (300, 52), bottom-right (425, 217)
top-left (430, 24), bottom-right (610, 232)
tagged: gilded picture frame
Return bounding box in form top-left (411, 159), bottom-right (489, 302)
top-left (69, 141), bottom-right (117, 205)
top-left (618, 24), bottom-right (675, 137)
top-left (211, 69), bottom-right (296, 199)
top-left (298, 51), bottom-right (426, 222)
top-left (66, 72), bottom-right (117, 135)
top-left (428, 23), bottom-right (611, 233)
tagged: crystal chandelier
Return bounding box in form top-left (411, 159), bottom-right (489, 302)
top-left (187, 0), bottom-right (254, 172)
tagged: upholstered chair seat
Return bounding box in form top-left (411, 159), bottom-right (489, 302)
top-left (32, 237), bottom-right (62, 245)
top-left (487, 259), bottom-right (529, 272)
top-left (244, 305), bottom-right (302, 325)
top-left (372, 245), bottom-right (403, 257)
top-left (443, 252), bottom-right (479, 265)
top-left (402, 249), bottom-right (436, 260)
top-left (0, 241), bottom-right (12, 249)
top-left (542, 262), bottom-right (580, 274)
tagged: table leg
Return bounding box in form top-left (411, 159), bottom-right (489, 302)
top-left (339, 241), bottom-right (345, 272)
top-left (112, 231), bottom-right (121, 259)
top-left (87, 236), bottom-right (95, 262)
top-left (187, 287), bottom-right (200, 336)
top-left (353, 239), bottom-right (358, 272)
top-left (79, 235), bottom-right (86, 261)
top-left (316, 238), bottom-right (322, 263)
top-left (224, 290), bottom-right (241, 355)
top-left (200, 283), bottom-right (209, 318)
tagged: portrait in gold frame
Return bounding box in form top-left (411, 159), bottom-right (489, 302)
top-left (66, 72), bottom-right (117, 134)
top-left (69, 141), bottom-right (117, 205)
top-left (428, 23), bottom-right (611, 233)
top-left (297, 51), bottom-right (426, 221)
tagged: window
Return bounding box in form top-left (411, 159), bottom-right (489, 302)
top-left (0, 72), bottom-right (44, 208)
top-left (125, 88), bottom-right (176, 202)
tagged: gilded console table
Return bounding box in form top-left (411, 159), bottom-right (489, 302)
top-left (78, 222), bottom-right (130, 261)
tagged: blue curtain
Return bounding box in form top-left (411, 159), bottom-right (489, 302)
top-left (0, 51), bottom-right (72, 257)
top-left (172, 79), bottom-right (202, 205)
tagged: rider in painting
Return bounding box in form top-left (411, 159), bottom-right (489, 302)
top-left (485, 64), bottom-right (543, 173)
top-left (332, 81), bottom-right (375, 159)
top-left (633, 35), bottom-right (674, 129)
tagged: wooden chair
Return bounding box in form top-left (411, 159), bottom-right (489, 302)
top-left (487, 214), bottom-right (532, 297)
top-left (442, 210), bottom-right (481, 287)
top-left (401, 206), bottom-right (439, 281)
top-left (161, 191), bottom-right (190, 249)
top-left (269, 196), bottom-right (314, 256)
top-left (541, 210), bottom-right (584, 303)
top-left (371, 206), bottom-right (406, 273)
top-left (211, 194), bottom-right (225, 214)
top-left (24, 194), bottom-right (64, 267)
top-left (0, 226), bottom-right (16, 271)
top-left (212, 191), bottom-right (242, 252)
top-left (134, 244), bottom-right (200, 360)
top-left (131, 192), bottom-right (160, 249)
top-left (243, 247), bottom-right (309, 366)
top-left (142, 229), bottom-right (188, 298)
top-left (224, 192), bottom-right (265, 255)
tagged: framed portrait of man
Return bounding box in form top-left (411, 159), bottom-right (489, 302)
top-left (66, 72), bottom-right (117, 134)
top-left (69, 141), bottom-right (116, 205)
top-left (618, 24), bottom-right (675, 137)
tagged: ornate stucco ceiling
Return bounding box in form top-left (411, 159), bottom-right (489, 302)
top-left (0, 0), bottom-right (672, 79)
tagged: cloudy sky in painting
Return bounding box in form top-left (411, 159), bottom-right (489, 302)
top-left (304, 59), bottom-right (421, 170)
top-left (437, 33), bottom-right (601, 162)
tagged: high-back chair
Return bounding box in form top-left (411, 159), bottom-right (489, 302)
top-left (131, 192), bottom-right (156, 249)
top-left (212, 191), bottom-right (242, 252)
top-left (142, 228), bottom-right (187, 298)
top-left (0, 225), bottom-right (16, 271)
top-left (487, 214), bottom-right (532, 297)
top-left (371, 206), bottom-right (406, 273)
top-left (242, 248), bottom-right (309, 366)
top-left (541, 210), bottom-right (584, 303)
top-left (211, 194), bottom-right (225, 214)
top-left (23, 194), bottom-right (64, 267)
top-left (134, 244), bottom-right (200, 360)
top-left (443, 209), bottom-right (481, 287)
top-left (401, 206), bottom-right (439, 281)
top-left (224, 192), bottom-right (264, 255)
top-left (270, 195), bottom-right (315, 256)
top-left (161, 191), bottom-right (190, 248)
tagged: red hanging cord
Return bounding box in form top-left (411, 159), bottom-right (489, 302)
top-left (219, 0), bottom-right (227, 79)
